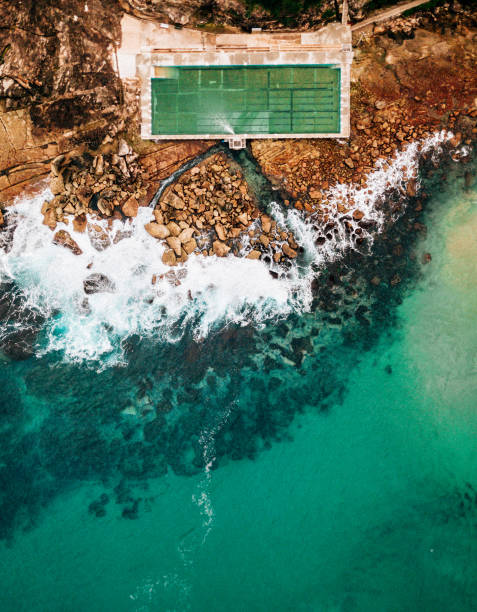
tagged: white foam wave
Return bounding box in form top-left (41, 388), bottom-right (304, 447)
top-left (272, 130), bottom-right (451, 270)
top-left (0, 131), bottom-right (451, 365)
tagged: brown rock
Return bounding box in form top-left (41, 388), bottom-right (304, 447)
top-left (122, 195), bottom-right (138, 217)
top-left (406, 179), bottom-right (417, 198)
top-left (97, 198), bottom-right (113, 216)
top-left (246, 249), bottom-right (261, 260)
top-left (145, 222), bottom-right (170, 239)
top-left (42, 208), bottom-right (57, 230)
top-left (375, 100), bottom-right (386, 110)
top-left (168, 193), bottom-right (185, 210)
top-left (87, 223), bottom-right (110, 251)
top-left (370, 276), bottom-right (381, 286)
top-left (51, 155), bottom-right (66, 176)
top-left (179, 247), bottom-right (189, 263)
top-left (261, 215), bottom-right (272, 233)
top-left (259, 234), bottom-right (270, 248)
top-left (178, 227), bottom-right (194, 243)
top-left (53, 230), bottom-right (82, 255)
top-left (390, 274), bottom-right (401, 286)
top-left (41, 200), bottom-right (52, 215)
top-left (167, 221), bottom-right (181, 237)
top-left (421, 252), bottom-right (432, 264)
top-left (118, 139), bottom-right (131, 156)
top-left (162, 249), bottom-right (177, 266)
top-left (213, 240), bottom-right (230, 257)
top-left (183, 238), bottom-right (197, 254)
top-left (95, 155), bottom-right (104, 176)
top-left (449, 132), bottom-right (462, 148)
top-left (229, 227), bottom-right (242, 238)
top-left (288, 235), bottom-right (298, 250)
top-left (73, 213), bottom-right (87, 233)
top-left (153, 209), bottom-right (164, 224)
top-left (215, 223), bottom-right (226, 241)
top-left (353, 210), bottom-right (364, 221)
top-left (76, 187), bottom-right (92, 208)
top-left (50, 174), bottom-right (64, 195)
top-left (237, 212), bottom-right (248, 225)
top-left (0, 210), bottom-right (3, 227)
top-left (344, 158), bottom-right (355, 169)
top-left (166, 236), bottom-right (182, 256)
top-left (282, 243), bottom-right (297, 259)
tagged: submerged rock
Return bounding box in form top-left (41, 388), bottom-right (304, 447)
top-left (83, 273), bottom-right (116, 295)
top-left (87, 223), bottom-right (110, 251)
top-left (0, 327), bottom-right (38, 361)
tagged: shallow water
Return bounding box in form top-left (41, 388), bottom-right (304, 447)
top-left (0, 145), bottom-right (476, 611)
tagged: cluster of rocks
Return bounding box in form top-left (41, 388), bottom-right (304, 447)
top-left (42, 138), bottom-right (150, 253)
top-left (145, 153), bottom-right (299, 267)
top-left (372, 2), bottom-right (477, 38)
top-left (251, 13), bottom-right (477, 215)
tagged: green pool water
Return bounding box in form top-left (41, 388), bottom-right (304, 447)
top-left (0, 159), bottom-right (476, 611)
top-left (151, 65), bottom-right (341, 135)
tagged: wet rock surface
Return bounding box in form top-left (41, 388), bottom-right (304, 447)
top-left (83, 273), bottom-right (116, 295)
top-left (52, 230), bottom-right (82, 256)
top-left (146, 152), bottom-right (298, 266)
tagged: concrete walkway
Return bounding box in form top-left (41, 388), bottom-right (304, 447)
top-left (351, 0), bottom-right (432, 31)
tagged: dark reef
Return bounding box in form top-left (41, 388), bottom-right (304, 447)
top-left (0, 148), bottom-right (474, 542)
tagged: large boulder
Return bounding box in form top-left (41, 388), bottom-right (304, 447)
top-left (145, 222), bottom-right (170, 239)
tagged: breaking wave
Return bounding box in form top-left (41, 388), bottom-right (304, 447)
top-left (0, 132), bottom-right (451, 366)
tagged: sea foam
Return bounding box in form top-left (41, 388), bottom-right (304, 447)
top-left (0, 132), bottom-right (451, 365)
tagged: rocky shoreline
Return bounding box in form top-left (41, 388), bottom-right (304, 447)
top-left (0, 2), bottom-right (476, 267)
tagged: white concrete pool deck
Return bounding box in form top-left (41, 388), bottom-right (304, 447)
top-left (118, 15), bottom-right (353, 145)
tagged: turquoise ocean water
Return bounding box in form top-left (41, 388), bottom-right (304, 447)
top-left (0, 147), bottom-right (476, 611)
